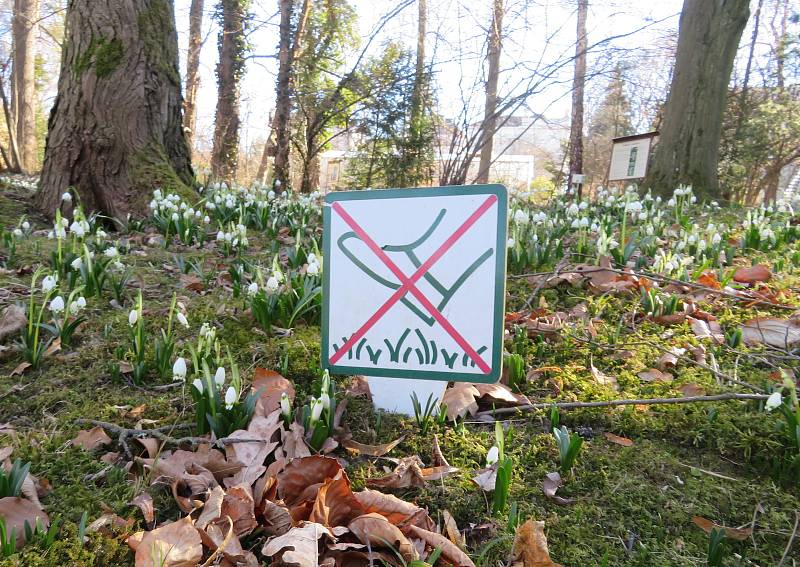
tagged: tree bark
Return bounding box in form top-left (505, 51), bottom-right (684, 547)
top-left (36, 0), bottom-right (193, 219)
top-left (646, 0), bottom-right (750, 199)
top-left (211, 0), bottom-right (247, 180)
top-left (567, 0), bottom-right (587, 197)
top-left (11, 0), bottom-right (40, 174)
top-left (183, 0), bottom-right (204, 149)
top-left (475, 0), bottom-right (502, 185)
top-left (272, 0), bottom-right (294, 189)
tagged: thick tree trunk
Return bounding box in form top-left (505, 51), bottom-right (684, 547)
top-left (567, 0), bottom-right (587, 197)
top-left (211, 0), bottom-right (246, 180)
top-left (11, 0), bottom-right (40, 174)
top-left (268, 0), bottom-right (310, 189)
top-left (183, 0), bottom-right (204, 149)
top-left (36, 0), bottom-right (193, 219)
top-left (645, 0), bottom-right (749, 199)
top-left (475, 0), bottom-right (502, 185)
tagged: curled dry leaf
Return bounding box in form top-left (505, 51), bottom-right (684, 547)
top-left (0, 497), bottom-right (49, 547)
top-left (688, 317), bottom-right (724, 344)
top-left (195, 485), bottom-right (224, 530)
top-left (348, 513), bottom-right (417, 562)
top-left (474, 383), bottom-right (530, 406)
top-left (691, 516), bottom-right (753, 541)
top-left (144, 445), bottom-right (242, 484)
top-left (589, 360), bottom-right (618, 391)
top-left (603, 432), bottom-right (634, 447)
top-left (442, 509), bottom-right (465, 548)
top-left (407, 524), bottom-right (475, 567)
top-left (278, 455), bottom-right (343, 506)
top-left (129, 492), bottom-right (155, 525)
top-left (509, 519), bottom-right (562, 567)
top-left (71, 426), bottom-right (112, 451)
top-left (220, 483), bottom-right (258, 536)
top-left (201, 520), bottom-right (259, 567)
top-left (366, 456), bottom-right (425, 489)
top-left (443, 382), bottom-right (480, 420)
top-left (431, 434), bottom-right (450, 467)
top-left (542, 472), bottom-right (575, 505)
top-left (679, 383), bottom-right (707, 397)
top-left (281, 422), bottom-right (312, 460)
top-left (252, 367), bottom-right (295, 417)
top-left (472, 464), bottom-right (497, 492)
top-left (656, 347), bottom-right (685, 371)
top-left (340, 436), bottom-right (403, 457)
top-left (741, 317), bottom-right (800, 348)
top-left (353, 489), bottom-right (432, 529)
top-left (637, 368), bottom-right (673, 383)
top-left (262, 521), bottom-right (333, 567)
top-left (127, 515), bottom-right (202, 567)
top-left (309, 470), bottom-right (366, 527)
top-left (344, 375), bottom-right (371, 399)
top-left (733, 264), bottom-right (771, 284)
top-left (259, 499), bottom-right (293, 536)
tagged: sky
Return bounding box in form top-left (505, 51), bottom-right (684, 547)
top-left (172, 0), bottom-right (684, 154)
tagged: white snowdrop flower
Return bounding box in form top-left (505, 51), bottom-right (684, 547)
top-left (712, 233), bottom-right (721, 245)
top-left (507, 238), bottom-right (515, 248)
top-left (319, 392), bottom-right (331, 410)
top-left (214, 367), bottom-right (226, 387)
top-left (579, 217), bottom-right (589, 228)
top-left (591, 222), bottom-right (599, 232)
top-left (176, 312), bottom-right (189, 328)
top-left (173, 357), bottom-right (187, 381)
top-left (307, 253), bottom-right (317, 264)
top-left (579, 201), bottom-right (588, 210)
top-left (310, 398), bottom-right (324, 422)
top-left (61, 192), bottom-right (72, 203)
top-left (667, 198), bottom-right (676, 207)
top-left (765, 390), bottom-right (782, 412)
top-left (247, 282), bottom-right (258, 296)
top-left (47, 231), bottom-right (54, 239)
top-left (216, 230), bottom-right (225, 241)
top-left (70, 221), bottom-right (86, 237)
top-left (690, 195), bottom-right (697, 204)
top-left (192, 378), bottom-right (204, 394)
top-left (21, 221), bottom-right (30, 231)
top-left (486, 445), bottom-right (499, 466)
top-left (171, 212), bottom-right (179, 222)
top-left (274, 179), bottom-right (282, 187)
top-left (203, 216), bottom-right (210, 224)
top-left (513, 210), bottom-right (528, 224)
top-left (111, 260), bottom-right (125, 273)
top-left (96, 229), bottom-right (107, 240)
top-left (307, 262), bottom-right (320, 276)
top-left (104, 247), bottom-right (119, 258)
top-left (12, 228), bottom-right (22, 238)
top-left (567, 203), bottom-right (579, 216)
top-left (76, 296), bottom-right (87, 309)
top-left (49, 296), bottom-right (65, 313)
top-left (280, 392), bottom-right (291, 417)
top-left (224, 232), bottom-right (233, 243)
top-left (128, 309), bottom-right (139, 326)
top-left (224, 386), bottom-right (237, 410)
top-left (266, 276), bottom-right (280, 293)
top-left (42, 275), bottom-right (58, 293)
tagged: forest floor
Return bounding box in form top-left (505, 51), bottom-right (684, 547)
top-left (0, 176), bottom-right (799, 567)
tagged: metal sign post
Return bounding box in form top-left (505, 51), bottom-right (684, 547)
top-left (322, 185), bottom-right (508, 415)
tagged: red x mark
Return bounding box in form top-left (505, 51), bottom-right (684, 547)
top-left (328, 194), bottom-right (497, 373)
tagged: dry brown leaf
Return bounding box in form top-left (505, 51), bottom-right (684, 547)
top-left (135, 437), bottom-right (160, 459)
top-left (696, 271), bottom-right (721, 289)
top-left (195, 485), bottom-right (225, 530)
top-left (0, 497), bottom-right (48, 547)
top-left (127, 515), bottom-right (202, 567)
top-left (420, 465), bottom-right (459, 481)
top-left (201, 521), bottom-right (259, 567)
top-left (349, 513), bottom-right (417, 562)
top-left (366, 456), bottom-right (425, 489)
top-left (344, 375), bottom-right (371, 399)
top-left (443, 382), bottom-right (480, 420)
top-left (691, 516), bottom-right (753, 541)
top-left (130, 492), bottom-right (155, 525)
top-left (10, 361), bottom-right (30, 376)
top-left (252, 368), bottom-right (295, 417)
top-left (542, 472), bottom-right (575, 505)
top-left (603, 432), bottom-right (634, 447)
top-left (442, 509), bottom-right (465, 548)
top-left (637, 368), bottom-right (673, 383)
top-left (353, 489), bottom-right (432, 529)
top-left (278, 455), bottom-right (343, 506)
top-left (309, 469), bottom-right (365, 528)
top-left (431, 434), bottom-right (450, 467)
top-left (688, 317), bottom-right (724, 344)
top-left (679, 383), bottom-right (707, 397)
top-left (407, 524), bottom-right (475, 567)
top-left (474, 383), bottom-right (530, 406)
top-left (340, 436), bottom-right (403, 457)
top-left (472, 464), bottom-right (497, 492)
top-left (223, 417), bottom-right (279, 488)
top-left (509, 519), bottom-right (562, 567)
top-left (180, 274), bottom-right (205, 292)
top-left (258, 499), bottom-right (293, 536)
top-left (656, 347), bottom-right (685, 371)
top-left (144, 445), bottom-right (242, 484)
top-left (220, 483), bottom-right (258, 536)
top-left (71, 426), bottom-right (112, 451)
top-left (282, 422), bottom-right (312, 460)
top-left (0, 304), bottom-right (26, 343)
top-left (589, 361), bottom-right (618, 390)
top-left (741, 317), bottom-right (800, 348)
top-left (262, 521), bottom-right (333, 567)
top-left (733, 264), bottom-right (771, 284)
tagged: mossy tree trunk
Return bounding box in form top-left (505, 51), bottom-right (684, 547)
top-left (210, 0), bottom-right (248, 180)
top-left (183, 0), bottom-right (204, 149)
top-left (36, 0), bottom-right (193, 219)
top-left (645, 0), bottom-right (749, 200)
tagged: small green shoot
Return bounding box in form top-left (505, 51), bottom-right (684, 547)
top-left (553, 425), bottom-right (583, 473)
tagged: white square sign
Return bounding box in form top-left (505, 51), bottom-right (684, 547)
top-left (321, 185), bottom-right (507, 383)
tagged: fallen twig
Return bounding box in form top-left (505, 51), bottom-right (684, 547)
top-left (778, 511), bottom-right (799, 567)
top-left (474, 392), bottom-right (770, 418)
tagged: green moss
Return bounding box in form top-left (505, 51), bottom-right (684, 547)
top-left (136, 0), bottom-right (181, 85)
top-left (73, 37), bottom-right (124, 79)
top-left (130, 143), bottom-right (195, 207)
